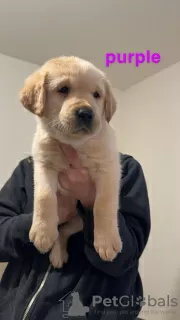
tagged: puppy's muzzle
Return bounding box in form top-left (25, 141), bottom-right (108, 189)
top-left (75, 106), bottom-right (94, 129)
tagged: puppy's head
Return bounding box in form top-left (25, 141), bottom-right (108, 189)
top-left (20, 56), bottom-right (117, 144)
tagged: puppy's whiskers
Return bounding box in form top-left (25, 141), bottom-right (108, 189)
top-left (45, 118), bottom-right (58, 130)
top-left (44, 116), bottom-right (55, 128)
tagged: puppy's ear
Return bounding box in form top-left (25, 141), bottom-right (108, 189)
top-left (104, 79), bottom-right (117, 122)
top-left (20, 70), bottom-right (47, 116)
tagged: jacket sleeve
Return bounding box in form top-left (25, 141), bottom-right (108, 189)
top-left (0, 160), bottom-right (33, 262)
top-left (77, 155), bottom-right (151, 278)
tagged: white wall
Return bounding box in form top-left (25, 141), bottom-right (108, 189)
top-left (0, 53), bottom-right (38, 188)
top-left (0, 53), bottom-right (38, 277)
top-left (112, 62), bottom-right (180, 320)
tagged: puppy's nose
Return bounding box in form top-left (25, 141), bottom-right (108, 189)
top-left (76, 107), bottom-right (94, 126)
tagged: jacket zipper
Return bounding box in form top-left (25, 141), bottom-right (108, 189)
top-left (21, 264), bottom-right (52, 320)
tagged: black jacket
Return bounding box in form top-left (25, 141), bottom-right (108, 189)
top-left (0, 154), bottom-right (150, 320)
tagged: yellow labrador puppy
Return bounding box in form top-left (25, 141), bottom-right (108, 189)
top-left (20, 56), bottom-right (122, 268)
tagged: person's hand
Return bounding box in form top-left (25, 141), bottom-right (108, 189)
top-left (59, 144), bottom-right (96, 209)
top-left (56, 190), bottom-right (77, 225)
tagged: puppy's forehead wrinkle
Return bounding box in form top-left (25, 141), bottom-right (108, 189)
top-left (42, 56), bottom-right (105, 81)
top-left (44, 56), bottom-right (91, 68)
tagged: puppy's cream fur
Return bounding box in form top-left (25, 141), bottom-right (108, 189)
top-left (20, 56), bottom-right (122, 268)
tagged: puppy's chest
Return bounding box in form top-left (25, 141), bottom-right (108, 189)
top-left (34, 137), bottom-right (101, 173)
top-left (33, 124), bottom-right (114, 174)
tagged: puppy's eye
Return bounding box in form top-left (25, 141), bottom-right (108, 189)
top-left (93, 91), bottom-right (100, 99)
top-left (58, 86), bottom-right (69, 95)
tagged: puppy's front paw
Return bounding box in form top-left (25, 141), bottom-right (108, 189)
top-left (49, 234), bottom-right (69, 269)
top-left (94, 231), bottom-right (122, 261)
top-left (29, 221), bottom-right (58, 253)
